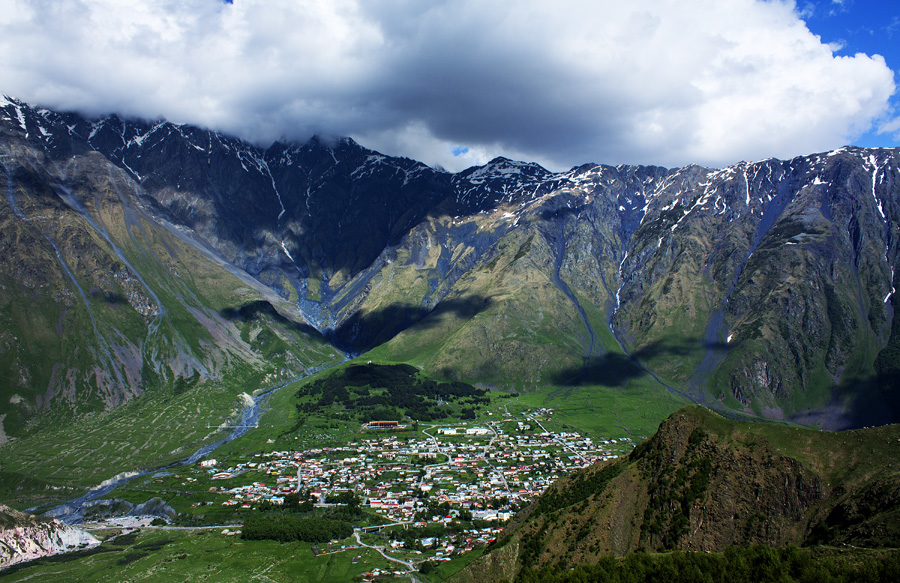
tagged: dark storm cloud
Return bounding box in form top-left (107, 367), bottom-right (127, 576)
top-left (0, 0), bottom-right (895, 171)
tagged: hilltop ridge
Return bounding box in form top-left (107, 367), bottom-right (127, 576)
top-left (455, 406), bottom-right (900, 581)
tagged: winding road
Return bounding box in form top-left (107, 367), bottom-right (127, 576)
top-left (353, 530), bottom-right (418, 575)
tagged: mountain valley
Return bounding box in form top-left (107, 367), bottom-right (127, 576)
top-left (1, 96), bottom-right (900, 579)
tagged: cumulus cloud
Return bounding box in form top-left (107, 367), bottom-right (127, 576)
top-left (0, 0), bottom-right (896, 171)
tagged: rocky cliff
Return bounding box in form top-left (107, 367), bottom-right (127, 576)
top-left (0, 504), bottom-right (98, 569)
top-left (455, 406), bottom-right (900, 581)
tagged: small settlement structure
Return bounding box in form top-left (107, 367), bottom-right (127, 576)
top-left (205, 410), bottom-right (633, 547)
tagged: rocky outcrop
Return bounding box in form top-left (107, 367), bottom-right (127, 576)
top-left (0, 504), bottom-right (98, 569)
top-left (457, 406), bottom-right (900, 581)
top-left (81, 496), bottom-right (176, 522)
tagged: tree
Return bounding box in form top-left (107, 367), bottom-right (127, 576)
top-left (419, 560), bottom-right (436, 574)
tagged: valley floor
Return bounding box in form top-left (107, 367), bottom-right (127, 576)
top-left (1, 400), bottom-right (638, 581)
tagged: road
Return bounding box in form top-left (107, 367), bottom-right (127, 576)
top-left (528, 413), bottom-right (587, 463)
top-left (353, 530), bottom-right (416, 572)
top-left (481, 422), bottom-right (511, 495)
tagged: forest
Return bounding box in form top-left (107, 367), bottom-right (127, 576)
top-left (294, 363), bottom-right (489, 422)
top-left (241, 514), bottom-right (353, 543)
top-left (513, 546), bottom-right (900, 583)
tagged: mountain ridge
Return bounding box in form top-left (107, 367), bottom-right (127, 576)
top-left (453, 405), bottom-right (900, 582)
top-left (1, 95), bottom-right (899, 440)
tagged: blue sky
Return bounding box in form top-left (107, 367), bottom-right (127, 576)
top-left (801, 0), bottom-right (900, 148)
top-left (1, 0), bottom-right (898, 171)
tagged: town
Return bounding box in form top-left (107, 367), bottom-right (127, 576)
top-left (194, 408), bottom-right (634, 568)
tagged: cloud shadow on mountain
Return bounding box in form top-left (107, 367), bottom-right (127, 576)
top-left (549, 337), bottom-right (729, 388)
top-left (219, 300), bottom-right (323, 338)
top-left (332, 294), bottom-right (491, 354)
top-left (538, 205), bottom-right (584, 223)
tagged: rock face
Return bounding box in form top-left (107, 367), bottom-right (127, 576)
top-left (1, 96), bottom-right (899, 430)
top-left (0, 504), bottom-right (98, 569)
top-left (456, 406), bottom-right (900, 581)
top-left (80, 497), bottom-right (176, 522)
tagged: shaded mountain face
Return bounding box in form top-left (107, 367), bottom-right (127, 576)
top-left (454, 406), bottom-right (900, 582)
top-left (1, 96), bottom-right (899, 434)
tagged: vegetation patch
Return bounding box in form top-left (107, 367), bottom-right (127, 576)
top-left (242, 513), bottom-right (353, 543)
top-left (513, 546), bottom-right (900, 583)
top-left (294, 363), bottom-right (489, 422)
top-left (532, 460), bottom-right (624, 518)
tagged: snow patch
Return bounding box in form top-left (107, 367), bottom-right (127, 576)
top-left (13, 104), bottom-right (28, 134)
top-left (886, 267), bottom-right (895, 304)
top-left (868, 155), bottom-right (886, 220)
top-left (121, 160), bottom-right (142, 181)
top-left (743, 169), bottom-right (750, 206)
top-left (281, 241), bottom-right (295, 262)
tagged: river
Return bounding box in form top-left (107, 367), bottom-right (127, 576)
top-left (39, 372), bottom-right (329, 524)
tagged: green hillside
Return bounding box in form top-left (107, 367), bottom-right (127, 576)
top-left (456, 406), bottom-right (900, 582)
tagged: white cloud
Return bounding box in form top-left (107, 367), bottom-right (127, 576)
top-left (0, 0), bottom-right (895, 171)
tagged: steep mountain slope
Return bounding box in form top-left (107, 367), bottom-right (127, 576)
top-left (1, 96), bottom-right (899, 435)
top-left (364, 152), bottom-right (900, 430)
top-left (0, 98), bottom-right (343, 497)
top-left (615, 155), bottom-right (899, 426)
top-left (455, 406), bottom-right (900, 582)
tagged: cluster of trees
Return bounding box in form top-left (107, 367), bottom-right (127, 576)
top-left (256, 489), bottom-right (364, 524)
top-left (241, 514), bottom-right (352, 543)
top-left (294, 363), bottom-right (487, 422)
top-left (409, 453), bottom-right (441, 466)
top-left (415, 500), bottom-right (454, 521)
top-left (257, 490), bottom-right (316, 513)
top-left (418, 560), bottom-right (438, 574)
top-left (251, 487), bottom-right (367, 536)
top-left (322, 490), bottom-right (364, 521)
top-left (514, 546), bottom-right (900, 583)
top-left (641, 429), bottom-right (713, 548)
top-left (533, 460), bottom-right (624, 518)
top-left (324, 490), bottom-right (361, 506)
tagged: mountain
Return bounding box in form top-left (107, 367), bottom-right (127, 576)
top-left (453, 406), bottom-right (900, 582)
top-left (1, 95), bottom-right (899, 449)
top-left (0, 96), bottom-right (345, 498)
top-left (0, 504), bottom-right (97, 569)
